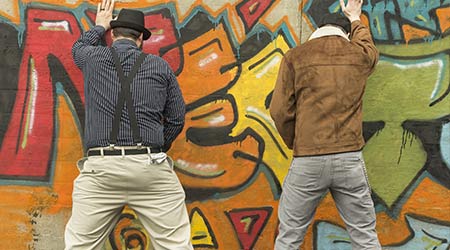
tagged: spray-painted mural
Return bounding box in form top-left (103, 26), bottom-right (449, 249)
top-left (0, 0), bottom-right (449, 249)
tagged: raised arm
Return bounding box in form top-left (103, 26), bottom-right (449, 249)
top-left (72, 0), bottom-right (115, 69)
top-left (340, 0), bottom-right (379, 73)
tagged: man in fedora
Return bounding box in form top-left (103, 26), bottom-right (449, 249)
top-left (65, 0), bottom-right (193, 249)
top-left (270, 0), bottom-right (381, 249)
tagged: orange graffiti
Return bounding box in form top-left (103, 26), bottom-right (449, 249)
top-left (177, 23), bottom-right (238, 104)
top-left (402, 24), bottom-right (432, 43)
top-left (436, 6), bottom-right (450, 34)
top-left (187, 170), bottom-right (279, 249)
top-left (47, 94), bottom-right (83, 214)
top-left (170, 101), bottom-right (260, 189)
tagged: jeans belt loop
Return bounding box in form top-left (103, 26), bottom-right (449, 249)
top-left (100, 148), bottom-right (104, 158)
top-left (121, 148), bottom-right (125, 158)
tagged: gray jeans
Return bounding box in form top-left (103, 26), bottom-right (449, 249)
top-left (275, 151), bottom-right (381, 250)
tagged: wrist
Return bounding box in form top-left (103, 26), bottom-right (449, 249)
top-left (93, 25), bottom-right (106, 36)
top-left (96, 24), bottom-right (109, 30)
top-left (95, 20), bottom-right (110, 30)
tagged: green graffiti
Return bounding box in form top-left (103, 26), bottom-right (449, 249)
top-left (363, 52), bottom-right (450, 207)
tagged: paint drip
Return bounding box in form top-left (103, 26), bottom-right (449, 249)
top-left (398, 128), bottom-right (418, 164)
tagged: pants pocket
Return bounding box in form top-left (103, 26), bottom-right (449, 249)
top-left (166, 156), bottom-right (174, 170)
top-left (76, 157), bottom-right (97, 174)
top-left (343, 157), bottom-right (370, 191)
top-left (76, 157), bottom-right (87, 172)
top-left (287, 157), bottom-right (326, 189)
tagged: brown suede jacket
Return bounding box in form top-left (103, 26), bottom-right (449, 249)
top-left (270, 21), bottom-right (379, 156)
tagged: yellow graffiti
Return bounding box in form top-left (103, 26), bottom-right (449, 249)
top-left (190, 210), bottom-right (215, 247)
top-left (229, 34), bottom-right (292, 182)
top-left (241, 217), bottom-right (253, 233)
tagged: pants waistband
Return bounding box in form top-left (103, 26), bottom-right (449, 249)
top-left (87, 146), bottom-right (162, 157)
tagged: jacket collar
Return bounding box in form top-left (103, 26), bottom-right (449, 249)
top-left (308, 26), bottom-right (350, 41)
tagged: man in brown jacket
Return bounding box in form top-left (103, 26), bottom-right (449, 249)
top-left (270, 0), bottom-right (381, 249)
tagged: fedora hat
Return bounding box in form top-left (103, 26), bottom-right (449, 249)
top-left (110, 9), bottom-right (151, 40)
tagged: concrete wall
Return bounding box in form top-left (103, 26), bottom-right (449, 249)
top-left (0, 0), bottom-right (449, 249)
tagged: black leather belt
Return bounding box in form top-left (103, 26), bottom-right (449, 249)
top-left (87, 148), bottom-right (162, 157)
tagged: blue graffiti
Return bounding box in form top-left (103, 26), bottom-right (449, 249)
top-left (315, 215), bottom-right (450, 249)
top-left (315, 222), bottom-right (351, 250)
top-left (384, 215), bottom-right (450, 249)
top-left (304, 0), bottom-right (450, 42)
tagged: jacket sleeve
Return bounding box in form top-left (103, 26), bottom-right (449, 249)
top-left (269, 55), bottom-right (296, 149)
top-left (72, 25), bottom-right (106, 69)
top-left (350, 21), bottom-right (379, 75)
top-left (162, 65), bottom-right (186, 152)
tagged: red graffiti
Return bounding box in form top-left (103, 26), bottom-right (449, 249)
top-left (236, 0), bottom-right (275, 32)
top-left (0, 9), bottom-right (84, 179)
top-left (1, 8), bottom-right (183, 181)
top-left (226, 207), bottom-right (273, 250)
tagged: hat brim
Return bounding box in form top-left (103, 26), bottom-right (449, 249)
top-left (110, 20), bottom-right (151, 40)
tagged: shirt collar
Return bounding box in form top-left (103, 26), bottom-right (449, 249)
top-left (112, 39), bottom-right (140, 52)
top-left (308, 26), bottom-right (350, 41)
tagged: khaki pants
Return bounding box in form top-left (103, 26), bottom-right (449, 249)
top-left (64, 154), bottom-right (193, 250)
top-left (275, 151), bottom-right (381, 250)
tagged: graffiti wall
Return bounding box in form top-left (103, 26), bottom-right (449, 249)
top-left (0, 0), bottom-right (449, 249)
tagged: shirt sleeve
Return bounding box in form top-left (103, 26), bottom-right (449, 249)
top-left (269, 54), bottom-right (296, 149)
top-left (350, 21), bottom-right (379, 75)
top-left (72, 25), bottom-right (106, 69)
top-left (162, 66), bottom-right (186, 152)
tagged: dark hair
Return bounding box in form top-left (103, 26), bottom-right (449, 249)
top-left (112, 27), bottom-right (142, 40)
top-left (319, 13), bottom-right (351, 34)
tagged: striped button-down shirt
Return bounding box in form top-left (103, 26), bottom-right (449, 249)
top-left (72, 26), bottom-right (185, 151)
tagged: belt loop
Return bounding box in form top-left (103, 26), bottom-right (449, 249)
top-left (109, 144), bottom-right (115, 150)
top-left (121, 148), bottom-right (125, 158)
top-left (100, 148), bottom-right (104, 158)
top-left (146, 147), bottom-right (151, 165)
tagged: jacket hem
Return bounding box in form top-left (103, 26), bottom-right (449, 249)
top-left (292, 143), bottom-right (365, 157)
